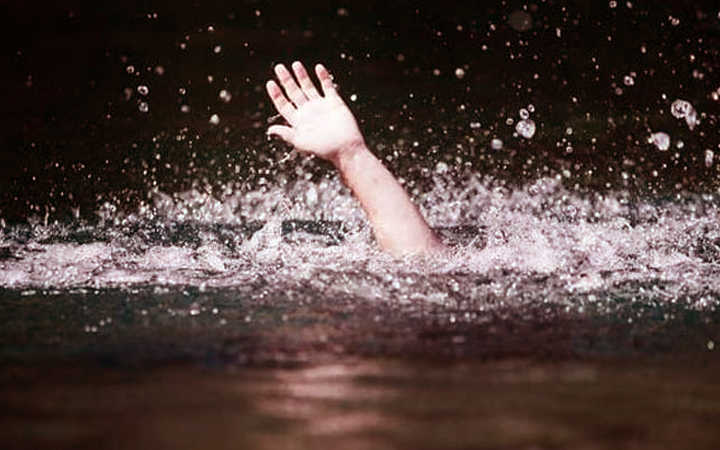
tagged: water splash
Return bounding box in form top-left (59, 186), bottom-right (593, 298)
top-left (1, 175), bottom-right (718, 312)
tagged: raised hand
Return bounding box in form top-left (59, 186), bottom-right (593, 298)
top-left (265, 62), bottom-right (365, 164)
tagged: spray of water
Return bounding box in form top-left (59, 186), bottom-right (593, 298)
top-left (1, 172), bottom-right (718, 313)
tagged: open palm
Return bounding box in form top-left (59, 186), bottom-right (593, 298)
top-left (266, 62), bottom-right (365, 162)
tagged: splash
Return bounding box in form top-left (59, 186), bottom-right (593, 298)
top-left (1, 174), bottom-right (719, 312)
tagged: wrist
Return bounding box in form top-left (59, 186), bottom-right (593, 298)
top-left (331, 139), bottom-right (369, 169)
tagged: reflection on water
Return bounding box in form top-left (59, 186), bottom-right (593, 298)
top-left (2, 359), bottom-right (720, 450)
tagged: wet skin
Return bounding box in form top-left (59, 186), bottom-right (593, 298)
top-left (265, 62), bottom-right (444, 257)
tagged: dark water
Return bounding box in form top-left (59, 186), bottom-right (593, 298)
top-left (2, 0), bottom-right (720, 448)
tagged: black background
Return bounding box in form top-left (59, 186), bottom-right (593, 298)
top-left (2, 0), bottom-right (719, 222)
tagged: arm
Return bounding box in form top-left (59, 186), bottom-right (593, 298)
top-left (265, 62), bottom-right (444, 256)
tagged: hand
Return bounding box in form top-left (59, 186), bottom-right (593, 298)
top-left (265, 62), bottom-right (366, 164)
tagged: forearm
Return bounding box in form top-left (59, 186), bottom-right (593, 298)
top-left (332, 143), bottom-right (445, 256)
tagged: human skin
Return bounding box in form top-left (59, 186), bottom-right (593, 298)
top-left (265, 61), bottom-right (445, 256)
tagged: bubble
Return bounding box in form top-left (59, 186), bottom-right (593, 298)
top-left (515, 119), bottom-right (536, 139)
top-left (623, 75), bottom-right (634, 86)
top-left (455, 68), bottom-right (465, 79)
top-left (337, 7), bottom-right (349, 16)
top-left (491, 138), bottom-right (504, 150)
top-left (527, 104), bottom-right (535, 113)
top-left (566, 127), bottom-right (573, 135)
top-left (213, 45), bottom-right (222, 54)
top-left (705, 150), bottom-right (715, 168)
top-left (219, 89), bottom-right (232, 103)
top-left (138, 102), bottom-right (149, 113)
top-left (649, 132), bottom-right (670, 151)
top-left (178, 87), bottom-right (187, 95)
top-left (519, 108), bottom-right (530, 120)
top-left (350, 94), bottom-right (357, 102)
top-left (137, 85), bottom-right (149, 96)
top-left (669, 16), bottom-right (680, 26)
top-left (126, 65), bottom-right (135, 74)
top-left (180, 105), bottom-right (190, 113)
top-left (154, 65), bottom-right (165, 75)
top-left (609, 0), bottom-right (617, 8)
top-left (209, 114), bottom-right (220, 125)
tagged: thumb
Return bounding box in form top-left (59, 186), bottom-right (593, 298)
top-left (267, 125), bottom-right (295, 145)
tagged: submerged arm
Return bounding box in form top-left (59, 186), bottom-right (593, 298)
top-left (265, 62), bottom-right (444, 256)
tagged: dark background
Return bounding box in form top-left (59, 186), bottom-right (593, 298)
top-left (2, 0), bottom-right (719, 222)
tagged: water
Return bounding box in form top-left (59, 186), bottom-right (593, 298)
top-left (2, 0), bottom-right (720, 448)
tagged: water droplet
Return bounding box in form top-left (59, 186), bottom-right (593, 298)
top-left (671, 99), bottom-right (692, 119)
top-left (515, 119), bottom-right (536, 139)
top-left (705, 150), bottom-right (715, 168)
top-left (350, 94), bottom-right (357, 102)
top-left (670, 99), bottom-right (698, 130)
top-left (491, 138), bottom-right (504, 150)
top-left (507, 10), bottom-right (533, 32)
top-left (519, 108), bottom-right (530, 120)
top-left (219, 89), bottom-right (232, 103)
top-left (137, 85), bottom-right (149, 96)
top-left (138, 102), bottom-right (149, 113)
top-left (649, 132), bottom-right (670, 151)
top-left (209, 114), bottom-right (220, 125)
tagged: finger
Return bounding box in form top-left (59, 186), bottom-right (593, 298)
top-left (292, 61), bottom-right (320, 100)
top-left (267, 124), bottom-right (295, 145)
top-left (265, 80), bottom-right (296, 124)
top-left (274, 64), bottom-right (307, 106)
top-left (315, 64), bottom-right (339, 99)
